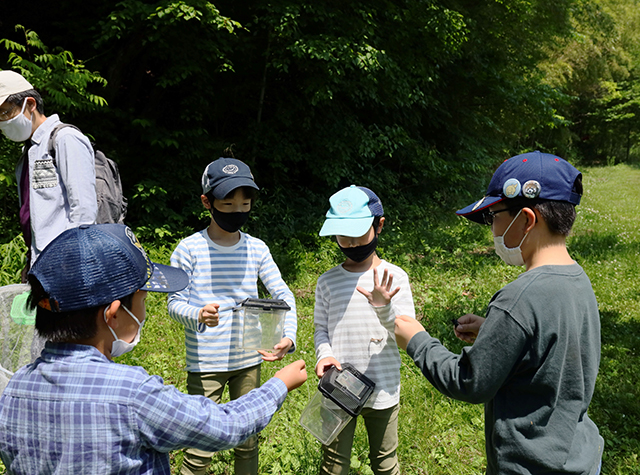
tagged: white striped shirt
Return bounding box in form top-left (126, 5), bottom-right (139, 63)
top-left (314, 260), bottom-right (415, 409)
top-left (168, 230), bottom-right (297, 372)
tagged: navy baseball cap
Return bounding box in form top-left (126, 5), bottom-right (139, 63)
top-left (29, 224), bottom-right (189, 312)
top-left (456, 151), bottom-right (582, 224)
top-left (319, 185), bottom-right (384, 237)
top-left (201, 157), bottom-right (260, 199)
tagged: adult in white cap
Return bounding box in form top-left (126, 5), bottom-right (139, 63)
top-left (0, 70), bottom-right (97, 281)
top-left (395, 151), bottom-right (603, 475)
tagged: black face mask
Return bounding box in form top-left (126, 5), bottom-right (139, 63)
top-left (338, 235), bottom-right (378, 262)
top-left (211, 208), bottom-right (250, 233)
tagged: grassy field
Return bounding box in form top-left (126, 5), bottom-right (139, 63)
top-left (1, 164), bottom-right (639, 474)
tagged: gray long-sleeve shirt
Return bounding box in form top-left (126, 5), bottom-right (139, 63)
top-left (407, 264), bottom-right (603, 475)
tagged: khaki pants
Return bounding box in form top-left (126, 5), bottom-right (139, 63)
top-left (180, 365), bottom-right (261, 475)
top-left (320, 404), bottom-right (400, 475)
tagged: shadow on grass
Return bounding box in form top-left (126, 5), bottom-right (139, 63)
top-left (568, 232), bottom-right (640, 262)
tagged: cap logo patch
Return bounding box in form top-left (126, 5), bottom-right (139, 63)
top-left (222, 164), bottom-right (239, 175)
top-left (125, 226), bottom-right (153, 278)
top-left (503, 178), bottom-right (521, 198)
top-left (125, 226), bottom-right (146, 257)
top-left (523, 180), bottom-right (541, 199)
top-left (146, 265), bottom-right (169, 289)
top-left (336, 199), bottom-right (353, 215)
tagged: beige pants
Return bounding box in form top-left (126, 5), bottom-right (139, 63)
top-left (320, 404), bottom-right (400, 475)
top-left (180, 365), bottom-right (261, 475)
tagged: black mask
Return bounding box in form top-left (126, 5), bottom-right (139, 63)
top-left (338, 235), bottom-right (378, 262)
top-left (211, 208), bottom-right (250, 233)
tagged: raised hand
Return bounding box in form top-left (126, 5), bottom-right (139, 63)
top-left (357, 267), bottom-right (400, 307)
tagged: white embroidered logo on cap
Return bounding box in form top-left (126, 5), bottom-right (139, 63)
top-left (222, 164), bottom-right (239, 175)
top-left (336, 199), bottom-right (353, 215)
top-left (125, 226), bottom-right (152, 277)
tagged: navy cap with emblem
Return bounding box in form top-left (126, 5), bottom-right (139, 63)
top-left (456, 151), bottom-right (582, 224)
top-left (201, 157), bottom-right (260, 199)
top-left (29, 224), bottom-right (188, 312)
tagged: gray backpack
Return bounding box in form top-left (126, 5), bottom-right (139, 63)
top-left (48, 124), bottom-right (127, 224)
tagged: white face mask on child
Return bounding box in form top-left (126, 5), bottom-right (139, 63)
top-left (104, 305), bottom-right (143, 358)
top-left (493, 209), bottom-right (529, 266)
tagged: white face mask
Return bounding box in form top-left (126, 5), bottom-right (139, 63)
top-left (104, 304), bottom-right (143, 358)
top-left (0, 99), bottom-right (33, 142)
top-left (493, 209), bottom-right (529, 266)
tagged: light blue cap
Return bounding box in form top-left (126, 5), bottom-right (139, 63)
top-left (319, 185), bottom-right (384, 237)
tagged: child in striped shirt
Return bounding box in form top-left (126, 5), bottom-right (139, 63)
top-left (314, 185), bottom-right (416, 475)
top-left (168, 157), bottom-right (297, 475)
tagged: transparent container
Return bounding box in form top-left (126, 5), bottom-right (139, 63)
top-left (299, 389), bottom-right (353, 445)
top-left (0, 284), bottom-right (46, 394)
top-left (238, 298), bottom-right (290, 351)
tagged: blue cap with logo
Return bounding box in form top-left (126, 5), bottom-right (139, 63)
top-left (319, 185), bottom-right (384, 237)
top-left (29, 224), bottom-right (189, 312)
top-left (456, 151), bottom-right (582, 224)
top-left (201, 157), bottom-right (260, 199)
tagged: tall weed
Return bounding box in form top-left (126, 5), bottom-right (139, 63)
top-left (0, 235), bottom-right (26, 286)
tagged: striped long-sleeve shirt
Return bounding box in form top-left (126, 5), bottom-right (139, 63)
top-left (314, 260), bottom-right (415, 409)
top-left (0, 343), bottom-right (288, 475)
top-left (168, 230), bottom-right (297, 372)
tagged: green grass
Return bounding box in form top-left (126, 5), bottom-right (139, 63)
top-left (1, 164), bottom-right (639, 474)
top-left (570, 165), bottom-right (640, 474)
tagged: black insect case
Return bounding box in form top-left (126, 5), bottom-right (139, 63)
top-left (300, 363), bottom-right (375, 444)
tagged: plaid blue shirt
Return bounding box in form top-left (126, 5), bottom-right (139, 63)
top-left (0, 342), bottom-right (287, 474)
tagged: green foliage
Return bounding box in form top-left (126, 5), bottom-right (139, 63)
top-left (0, 235), bottom-right (27, 286)
top-left (1, 0), bottom-right (588, 245)
top-left (0, 26), bottom-right (109, 244)
top-left (580, 79), bottom-right (640, 165)
top-left (534, 0), bottom-right (640, 164)
top-left (0, 139), bottom-right (21, 243)
top-left (1, 25), bottom-right (107, 115)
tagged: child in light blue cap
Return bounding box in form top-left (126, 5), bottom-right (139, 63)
top-left (314, 185), bottom-right (416, 475)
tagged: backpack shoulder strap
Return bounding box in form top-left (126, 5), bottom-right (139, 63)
top-left (47, 123), bottom-right (82, 163)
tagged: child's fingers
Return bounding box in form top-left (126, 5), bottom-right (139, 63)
top-left (290, 359), bottom-right (306, 371)
top-left (259, 349), bottom-right (286, 361)
top-left (377, 268), bottom-right (390, 288)
top-left (356, 286), bottom-right (371, 299)
top-left (384, 273), bottom-right (395, 291)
